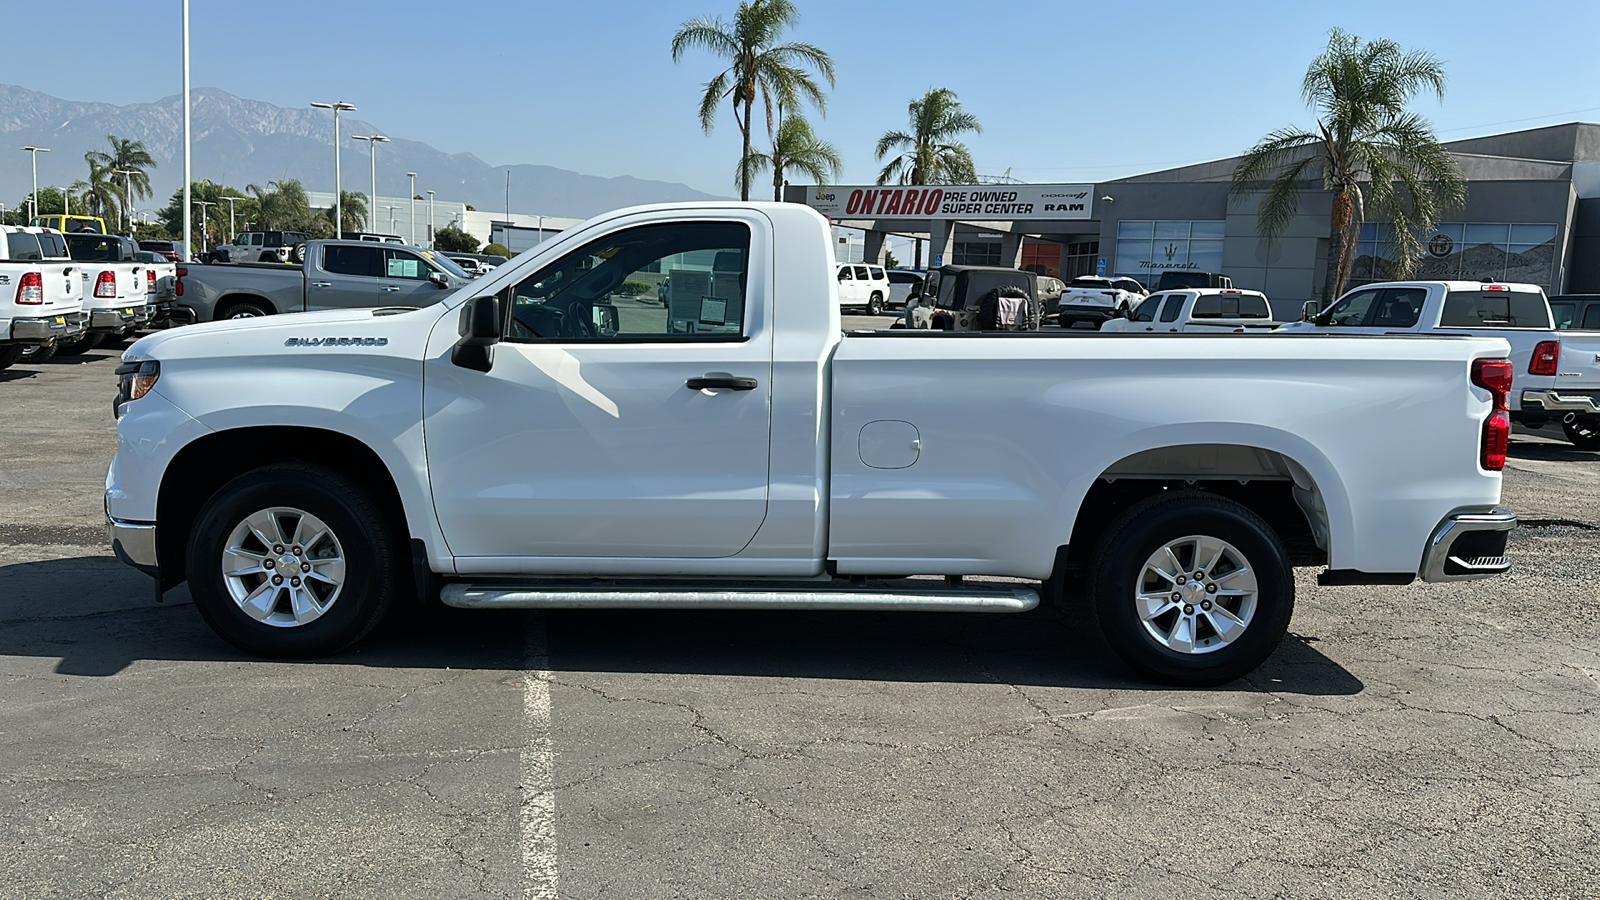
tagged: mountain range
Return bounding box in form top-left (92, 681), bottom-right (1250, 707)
top-left (0, 84), bottom-right (723, 219)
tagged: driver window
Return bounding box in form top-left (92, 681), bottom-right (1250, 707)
top-left (384, 249), bottom-right (434, 281)
top-left (1324, 289), bottom-right (1381, 326)
top-left (1131, 295), bottom-right (1161, 322)
top-left (838, 267), bottom-right (853, 281)
top-left (504, 221), bottom-right (751, 341)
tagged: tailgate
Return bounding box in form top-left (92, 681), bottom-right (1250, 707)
top-left (1556, 331), bottom-right (1600, 390)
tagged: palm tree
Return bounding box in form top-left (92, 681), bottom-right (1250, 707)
top-left (671, 0), bottom-right (835, 200)
top-left (874, 88), bottom-right (982, 187)
top-left (70, 158), bottom-right (121, 225)
top-left (87, 135), bottom-right (156, 233)
top-left (1230, 28), bottom-right (1466, 302)
top-left (320, 190), bottom-right (367, 236)
top-left (247, 179), bottom-right (313, 231)
top-left (740, 110), bottom-right (842, 201)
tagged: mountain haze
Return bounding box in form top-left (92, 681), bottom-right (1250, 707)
top-left (0, 84), bottom-right (723, 218)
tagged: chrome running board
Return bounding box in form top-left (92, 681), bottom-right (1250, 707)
top-left (440, 583), bottom-right (1038, 613)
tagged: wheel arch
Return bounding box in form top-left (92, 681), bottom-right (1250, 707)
top-left (1059, 433), bottom-right (1352, 573)
top-left (212, 292), bottom-right (278, 318)
top-left (155, 425), bottom-right (437, 596)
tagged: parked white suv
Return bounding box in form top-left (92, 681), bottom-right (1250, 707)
top-left (1056, 276), bottom-right (1148, 328)
top-left (836, 263), bottom-right (891, 316)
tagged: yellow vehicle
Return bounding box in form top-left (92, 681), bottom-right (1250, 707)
top-left (32, 214), bottom-right (106, 234)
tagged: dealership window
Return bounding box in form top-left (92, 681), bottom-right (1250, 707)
top-left (1113, 221), bottom-right (1224, 283)
top-left (953, 241), bottom-right (1001, 266)
top-left (1351, 222), bottom-right (1558, 288)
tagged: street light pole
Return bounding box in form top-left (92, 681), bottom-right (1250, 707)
top-left (223, 196), bottom-right (244, 240)
top-left (21, 146), bottom-right (49, 222)
top-left (181, 0), bottom-right (190, 259)
top-left (406, 172), bottom-right (417, 246)
top-left (385, 205), bottom-right (399, 235)
top-left (193, 199), bottom-right (214, 254)
top-left (113, 168), bottom-right (137, 234)
top-left (352, 134), bottom-right (389, 234)
top-left (426, 190), bottom-right (435, 249)
top-left (310, 100), bottom-right (357, 237)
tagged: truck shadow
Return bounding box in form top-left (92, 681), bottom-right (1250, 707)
top-left (0, 555), bottom-right (1362, 696)
top-left (1507, 439), bottom-right (1598, 463)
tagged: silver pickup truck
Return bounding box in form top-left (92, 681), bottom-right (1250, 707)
top-left (173, 240), bottom-right (473, 322)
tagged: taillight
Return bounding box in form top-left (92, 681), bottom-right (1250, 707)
top-left (94, 271), bottom-right (117, 299)
top-left (1472, 358), bottom-right (1513, 471)
top-left (146, 269), bottom-right (156, 291)
top-left (15, 272), bottom-right (43, 305)
top-left (1529, 340), bottom-right (1559, 376)
top-left (175, 266), bottom-right (186, 296)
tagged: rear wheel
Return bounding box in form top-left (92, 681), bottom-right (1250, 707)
top-left (218, 300), bottom-right (271, 320)
top-left (1088, 491), bottom-right (1294, 686)
top-left (1563, 417), bottom-right (1600, 450)
top-left (867, 292), bottom-right (884, 316)
top-left (20, 342), bottom-right (57, 364)
top-left (0, 345), bottom-right (23, 370)
top-left (54, 332), bottom-right (104, 356)
top-left (186, 464), bottom-right (400, 658)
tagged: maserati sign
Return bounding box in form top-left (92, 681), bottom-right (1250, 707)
top-left (803, 184), bottom-right (1095, 221)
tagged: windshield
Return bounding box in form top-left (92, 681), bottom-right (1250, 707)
top-left (419, 249), bottom-right (471, 279)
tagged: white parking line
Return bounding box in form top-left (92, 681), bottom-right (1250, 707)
top-left (524, 613), bottom-right (559, 900)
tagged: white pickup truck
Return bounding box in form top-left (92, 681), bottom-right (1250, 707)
top-left (107, 202), bottom-right (1518, 686)
top-left (61, 232), bottom-right (147, 354)
top-left (0, 226), bottom-right (85, 367)
top-left (1102, 288), bottom-right (1281, 333)
top-left (1281, 280), bottom-right (1600, 448)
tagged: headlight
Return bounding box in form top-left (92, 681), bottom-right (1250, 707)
top-left (114, 359), bottom-right (160, 418)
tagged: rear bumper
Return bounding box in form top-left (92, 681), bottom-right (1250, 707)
top-left (88, 306), bottom-right (140, 331)
top-left (7, 310), bottom-right (86, 342)
top-left (1521, 390), bottom-right (1600, 415)
top-left (1057, 305), bottom-right (1117, 322)
top-left (1419, 507), bottom-right (1517, 582)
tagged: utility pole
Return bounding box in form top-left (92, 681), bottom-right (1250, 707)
top-left (181, 0), bottom-right (190, 259)
top-left (311, 100), bottom-right (357, 237)
top-left (426, 190), bottom-right (435, 249)
top-left (113, 168), bottom-right (137, 234)
top-left (505, 169), bottom-right (511, 250)
top-left (223, 195), bottom-right (244, 241)
top-left (193, 199), bottom-right (214, 254)
top-left (406, 172), bottom-right (418, 246)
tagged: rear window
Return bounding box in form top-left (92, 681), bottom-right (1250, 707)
top-left (6, 232), bottom-right (43, 260)
top-left (1439, 290), bottom-right (1551, 329)
top-left (868, 266), bottom-right (885, 280)
top-left (1069, 277), bottom-right (1111, 288)
top-left (1550, 302), bottom-right (1575, 330)
top-left (65, 234), bottom-right (118, 261)
top-left (887, 271), bottom-right (920, 284)
top-left (1192, 293), bottom-right (1269, 319)
top-left (40, 232), bottom-right (68, 259)
top-left (1585, 305), bottom-right (1600, 330)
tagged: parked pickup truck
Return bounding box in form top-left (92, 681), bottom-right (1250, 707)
top-left (1281, 280), bottom-right (1600, 448)
top-left (61, 232), bottom-right (147, 354)
top-left (173, 239), bottom-right (474, 323)
top-left (0, 225), bottom-right (85, 367)
top-left (1102, 288), bottom-right (1280, 333)
top-left (108, 201), bottom-right (1518, 686)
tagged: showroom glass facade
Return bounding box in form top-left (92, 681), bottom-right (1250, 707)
top-left (1113, 221), bottom-right (1225, 287)
top-left (1351, 222), bottom-right (1559, 288)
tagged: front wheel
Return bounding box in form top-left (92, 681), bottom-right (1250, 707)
top-left (866, 293), bottom-right (884, 316)
top-left (1088, 491), bottom-right (1294, 686)
top-left (1563, 417), bottom-right (1600, 450)
top-left (186, 463), bottom-right (401, 658)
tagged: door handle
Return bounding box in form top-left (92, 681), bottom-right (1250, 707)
top-left (384, 286), bottom-right (402, 292)
top-left (311, 281), bottom-right (331, 288)
top-left (686, 375), bottom-right (758, 391)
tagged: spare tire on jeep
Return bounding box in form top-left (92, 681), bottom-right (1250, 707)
top-left (976, 284), bottom-right (1039, 332)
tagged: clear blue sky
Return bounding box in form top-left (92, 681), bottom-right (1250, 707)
top-left (7, 0), bottom-right (1600, 196)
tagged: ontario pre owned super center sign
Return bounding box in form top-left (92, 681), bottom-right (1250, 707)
top-left (802, 184), bottom-right (1095, 221)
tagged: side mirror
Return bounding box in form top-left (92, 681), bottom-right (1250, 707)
top-left (1301, 300), bottom-right (1319, 322)
top-left (430, 270), bottom-right (450, 288)
top-left (451, 295), bottom-right (500, 372)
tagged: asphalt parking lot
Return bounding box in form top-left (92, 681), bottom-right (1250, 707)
top-left (2, 345), bottom-right (1597, 900)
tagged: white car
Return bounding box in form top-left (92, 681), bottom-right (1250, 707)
top-left (836, 263), bottom-right (891, 315)
top-left (1102, 288), bottom-right (1279, 333)
top-left (1056, 276), bottom-right (1148, 328)
top-left (885, 269), bottom-right (925, 309)
top-left (108, 201), bottom-right (1517, 686)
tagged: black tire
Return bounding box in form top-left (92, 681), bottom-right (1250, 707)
top-left (0, 344), bottom-right (23, 370)
top-left (867, 292), bottom-right (884, 316)
top-left (217, 300), bottom-right (272, 320)
top-left (21, 342), bottom-right (57, 364)
top-left (1088, 491), bottom-right (1294, 686)
top-left (1563, 417), bottom-right (1600, 450)
top-left (54, 332), bottom-right (104, 356)
top-left (259, 253), bottom-right (277, 263)
top-left (186, 463), bottom-right (401, 658)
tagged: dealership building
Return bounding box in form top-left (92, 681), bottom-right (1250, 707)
top-left (788, 122), bottom-right (1600, 312)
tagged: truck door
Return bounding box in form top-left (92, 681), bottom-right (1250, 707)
top-left (379, 248), bottom-right (447, 306)
top-left (423, 215), bottom-right (774, 561)
top-left (836, 265), bottom-right (856, 306)
top-left (311, 244), bottom-right (383, 311)
top-left (1315, 286), bottom-right (1427, 334)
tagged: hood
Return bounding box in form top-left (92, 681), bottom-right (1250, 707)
top-left (126, 305), bottom-right (446, 362)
